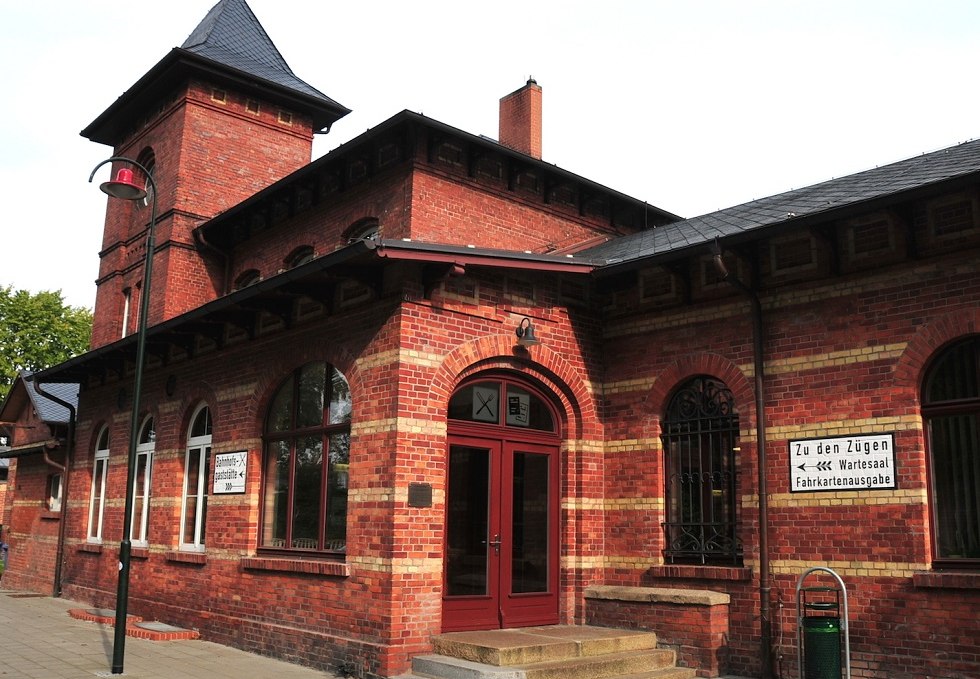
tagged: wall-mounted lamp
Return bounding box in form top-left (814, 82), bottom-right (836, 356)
top-left (515, 317), bottom-right (541, 347)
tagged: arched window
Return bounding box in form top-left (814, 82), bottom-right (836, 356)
top-left (136, 149), bottom-right (155, 210)
top-left (448, 379), bottom-right (556, 432)
top-left (87, 426), bottom-right (110, 542)
top-left (662, 376), bottom-right (741, 565)
top-left (923, 337), bottom-right (980, 565)
top-left (181, 405), bottom-right (212, 551)
top-left (285, 246), bottom-right (315, 269)
top-left (234, 269), bottom-right (261, 290)
top-left (345, 218), bottom-right (380, 243)
top-left (262, 362), bottom-right (351, 553)
top-left (131, 416), bottom-right (155, 546)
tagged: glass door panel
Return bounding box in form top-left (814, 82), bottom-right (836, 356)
top-left (446, 445), bottom-right (491, 596)
top-left (510, 451), bottom-right (549, 594)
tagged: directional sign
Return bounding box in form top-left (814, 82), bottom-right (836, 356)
top-left (789, 434), bottom-right (896, 493)
top-left (213, 451), bottom-right (248, 494)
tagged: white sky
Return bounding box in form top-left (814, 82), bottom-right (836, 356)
top-left (2, 0), bottom-right (979, 310)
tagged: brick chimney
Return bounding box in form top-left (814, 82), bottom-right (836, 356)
top-left (499, 78), bottom-right (542, 159)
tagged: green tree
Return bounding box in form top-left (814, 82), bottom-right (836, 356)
top-left (0, 287), bottom-right (92, 401)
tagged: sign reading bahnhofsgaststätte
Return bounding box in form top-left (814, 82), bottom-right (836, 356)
top-left (789, 433), bottom-right (896, 492)
top-left (213, 451), bottom-right (247, 494)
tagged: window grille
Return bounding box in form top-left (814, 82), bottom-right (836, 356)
top-left (662, 376), bottom-right (741, 564)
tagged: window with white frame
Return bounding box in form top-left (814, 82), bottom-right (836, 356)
top-left (180, 405), bottom-right (212, 551)
top-left (87, 427), bottom-right (110, 542)
top-left (47, 473), bottom-right (63, 512)
top-left (131, 417), bottom-right (155, 546)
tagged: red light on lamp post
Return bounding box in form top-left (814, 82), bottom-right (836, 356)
top-left (89, 156), bottom-right (157, 675)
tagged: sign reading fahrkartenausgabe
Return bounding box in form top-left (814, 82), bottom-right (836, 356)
top-left (789, 433), bottom-right (896, 492)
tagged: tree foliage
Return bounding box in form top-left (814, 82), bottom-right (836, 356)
top-left (0, 286), bottom-right (92, 401)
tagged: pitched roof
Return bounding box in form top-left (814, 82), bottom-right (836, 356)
top-left (180, 0), bottom-right (344, 110)
top-left (82, 0), bottom-right (349, 144)
top-left (584, 138), bottom-right (980, 266)
top-left (22, 373), bottom-right (79, 424)
top-left (0, 371), bottom-right (78, 446)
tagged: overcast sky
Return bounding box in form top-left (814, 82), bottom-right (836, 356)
top-left (2, 0), bottom-right (979, 310)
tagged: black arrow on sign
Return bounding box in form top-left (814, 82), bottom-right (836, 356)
top-left (797, 461), bottom-right (832, 472)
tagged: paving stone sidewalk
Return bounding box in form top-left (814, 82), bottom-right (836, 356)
top-left (0, 591), bottom-right (342, 679)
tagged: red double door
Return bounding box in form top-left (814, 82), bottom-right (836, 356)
top-left (442, 435), bottom-right (560, 631)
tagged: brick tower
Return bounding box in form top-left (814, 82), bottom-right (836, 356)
top-left (82, 0), bottom-right (349, 348)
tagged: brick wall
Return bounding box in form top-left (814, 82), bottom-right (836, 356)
top-left (91, 80), bottom-right (316, 349)
top-left (598, 214), bottom-right (980, 677)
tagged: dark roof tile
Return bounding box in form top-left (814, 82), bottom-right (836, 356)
top-left (585, 138), bottom-right (980, 263)
top-left (180, 0), bottom-right (344, 109)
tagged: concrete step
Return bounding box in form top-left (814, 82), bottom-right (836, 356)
top-left (431, 626), bottom-right (659, 666)
top-left (411, 648), bottom-right (679, 679)
top-left (616, 669), bottom-right (698, 679)
top-left (400, 671), bottom-right (695, 679)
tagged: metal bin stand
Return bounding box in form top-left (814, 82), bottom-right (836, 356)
top-left (796, 567), bottom-right (850, 679)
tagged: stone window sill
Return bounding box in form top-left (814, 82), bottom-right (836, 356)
top-left (241, 556), bottom-right (348, 577)
top-left (40, 510), bottom-right (61, 521)
top-left (913, 571), bottom-right (980, 590)
top-left (130, 547), bottom-right (149, 560)
top-left (165, 550), bottom-right (207, 565)
top-left (648, 564), bottom-right (752, 581)
top-left (77, 543), bottom-right (103, 554)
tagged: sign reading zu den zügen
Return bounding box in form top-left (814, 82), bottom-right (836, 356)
top-left (789, 433), bottom-right (896, 492)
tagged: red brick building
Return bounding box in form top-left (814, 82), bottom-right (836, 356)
top-left (3, 1), bottom-right (979, 677)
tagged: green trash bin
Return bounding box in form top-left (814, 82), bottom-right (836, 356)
top-left (803, 615), bottom-right (841, 679)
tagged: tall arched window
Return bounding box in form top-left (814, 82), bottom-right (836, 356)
top-left (662, 376), bottom-right (741, 564)
top-left (181, 405), bottom-right (212, 551)
top-left (87, 426), bottom-right (110, 542)
top-left (131, 416), bottom-right (155, 546)
top-left (136, 148), bottom-right (155, 210)
top-left (262, 362), bottom-right (351, 553)
top-left (923, 337), bottom-right (980, 565)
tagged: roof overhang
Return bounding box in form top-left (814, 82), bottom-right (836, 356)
top-left (0, 440), bottom-right (59, 460)
top-left (82, 48), bottom-right (350, 145)
top-left (33, 239), bottom-right (596, 386)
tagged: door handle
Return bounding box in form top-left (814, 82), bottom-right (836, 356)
top-left (488, 534), bottom-right (502, 553)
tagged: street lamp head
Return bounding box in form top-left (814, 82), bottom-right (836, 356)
top-left (100, 168), bottom-right (147, 201)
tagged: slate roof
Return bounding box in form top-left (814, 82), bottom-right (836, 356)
top-left (180, 0), bottom-right (346, 112)
top-left (82, 0), bottom-right (349, 144)
top-left (20, 372), bottom-right (79, 425)
top-left (584, 138), bottom-right (980, 266)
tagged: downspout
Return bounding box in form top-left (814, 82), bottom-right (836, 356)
top-left (32, 379), bottom-right (75, 599)
top-left (193, 228), bottom-right (231, 295)
top-left (712, 240), bottom-right (773, 679)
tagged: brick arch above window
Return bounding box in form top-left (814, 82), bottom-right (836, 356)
top-left (234, 269), bottom-right (261, 290)
top-left (648, 353), bottom-right (754, 426)
top-left (894, 308), bottom-right (980, 392)
top-left (344, 217), bottom-right (380, 243)
top-left (433, 333), bottom-right (595, 442)
top-left (246, 344), bottom-right (361, 432)
top-left (284, 245), bottom-right (315, 269)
